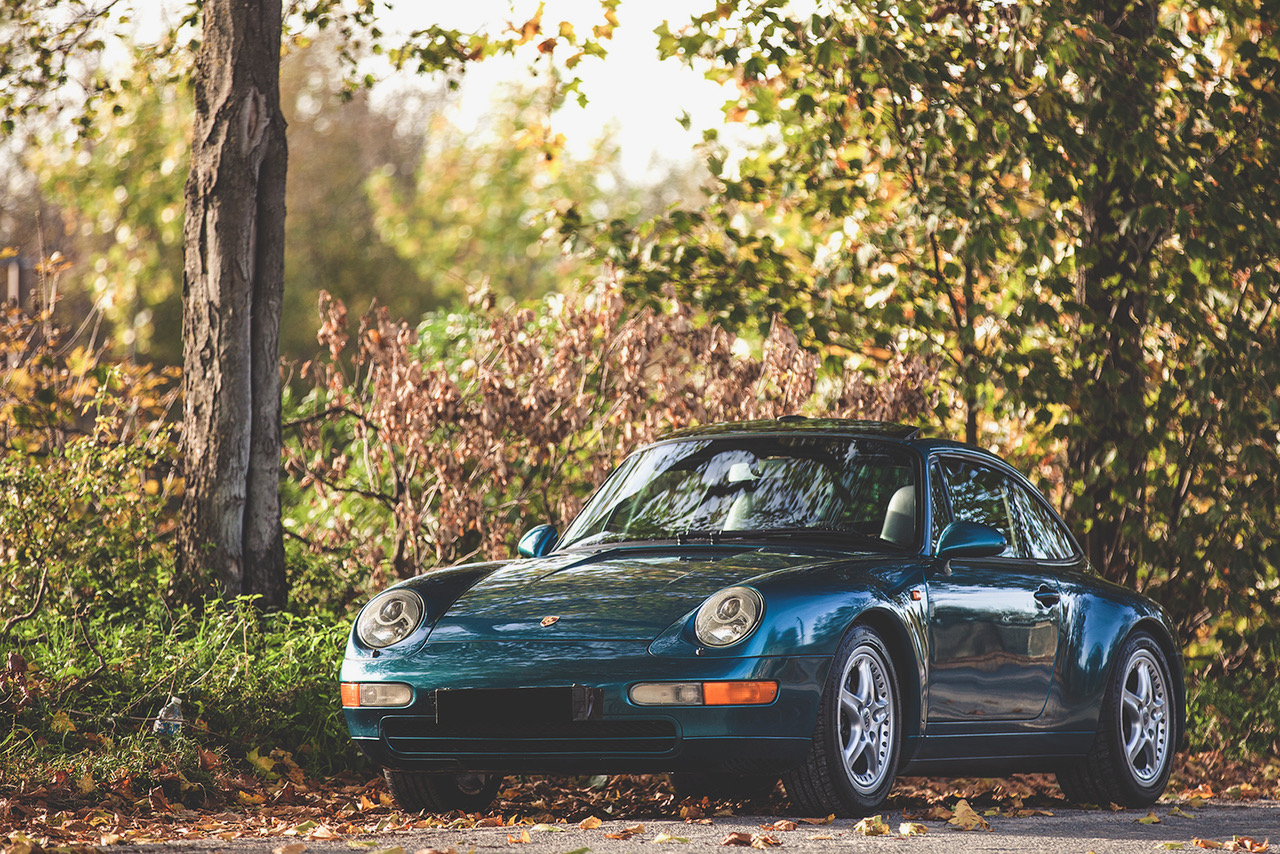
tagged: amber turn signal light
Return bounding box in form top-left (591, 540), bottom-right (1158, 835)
top-left (702, 681), bottom-right (779, 706)
top-left (341, 682), bottom-right (413, 707)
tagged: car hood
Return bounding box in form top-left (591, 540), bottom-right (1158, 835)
top-left (424, 545), bottom-right (850, 643)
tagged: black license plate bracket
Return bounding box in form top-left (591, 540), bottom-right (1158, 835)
top-left (433, 685), bottom-right (603, 726)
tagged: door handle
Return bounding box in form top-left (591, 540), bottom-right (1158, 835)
top-left (1034, 584), bottom-right (1060, 608)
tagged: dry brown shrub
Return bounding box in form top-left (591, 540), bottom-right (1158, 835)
top-left (284, 277), bottom-right (937, 581)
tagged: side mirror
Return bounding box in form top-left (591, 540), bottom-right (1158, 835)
top-left (517, 524), bottom-right (559, 558)
top-left (936, 521), bottom-right (1007, 560)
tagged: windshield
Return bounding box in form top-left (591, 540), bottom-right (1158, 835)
top-left (558, 435), bottom-right (919, 551)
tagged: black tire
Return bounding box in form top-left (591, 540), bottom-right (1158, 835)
top-left (669, 772), bottom-right (780, 801)
top-left (383, 769), bottom-right (502, 813)
top-left (782, 624), bottom-right (901, 817)
top-left (1055, 631), bottom-right (1176, 807)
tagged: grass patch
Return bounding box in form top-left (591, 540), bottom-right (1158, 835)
top-left (1, 597), bottom-right (361, 804)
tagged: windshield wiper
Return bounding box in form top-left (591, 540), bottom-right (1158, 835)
top-left (675, 529), bottom-right (724, 545)
top-left (722, 526), bottom-right (906, 550)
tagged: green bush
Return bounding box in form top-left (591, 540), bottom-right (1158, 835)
top-left (1, 596), bottom-right (359, 799)
top-left (1185, 621), bottom-right (1280, 760)
top-left (0, 439), bottom-right (176, 624)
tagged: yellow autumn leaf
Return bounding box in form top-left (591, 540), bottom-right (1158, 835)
top-left (578, 817), bottom-right (603, 830)
top-left (1139, 811), bottom-right (1162, 825)
top-left (948, 799), bottom-right (992, 832)
top-left (246, 747), bottom-right (277, 778)
top-left (51, 710), bottom-right (77, 733)
top-left (853, 815), bottom-right (891, 836)
top-left (652, 833), bottom-right (690, 844)
top-left (899, 822), bottom-right (928, 836)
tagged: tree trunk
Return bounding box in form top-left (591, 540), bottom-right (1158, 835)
top-left (178, 0), bottom-right (287, 608)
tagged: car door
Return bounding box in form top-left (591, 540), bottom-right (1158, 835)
top-left (925, 456), bottom-right (1062, 722)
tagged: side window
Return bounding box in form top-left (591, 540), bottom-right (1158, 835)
top-left (940, 459), bottom-right (1020, 558)
top-left (929, 463), bottom-right (950, 551)
top-left (1011, 484), bottom-right (1077, 560)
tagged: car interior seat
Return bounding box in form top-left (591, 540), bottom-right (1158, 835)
top-left (880, 484), bottom-right (916, 547)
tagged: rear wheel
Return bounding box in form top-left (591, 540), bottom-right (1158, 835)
top-left (782, 625), bottom-right (901, 817)
top-left (1056, 631), bottom-right (1175, 807)
top-left (383, 769), bottom-right (502, 813)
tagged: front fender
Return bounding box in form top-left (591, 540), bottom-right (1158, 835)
top-left (645, 558), bottom-right (928, 660)
top-left (344, 560), bottom-right (512, 660)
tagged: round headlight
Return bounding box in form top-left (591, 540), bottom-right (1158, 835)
top-left (695, 586), bottom-right (764, 647)
top-left (356, 589), bottom-right (425, 648)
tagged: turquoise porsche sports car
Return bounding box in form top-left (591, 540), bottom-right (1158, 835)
top-left (340, 419), bottom-right (1185, 816)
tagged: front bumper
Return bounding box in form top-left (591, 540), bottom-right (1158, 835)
top-left (341, 640), bottom-right (831, 775)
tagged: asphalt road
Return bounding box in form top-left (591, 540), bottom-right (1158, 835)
top-left (114, 801), bottom-right (1280, 854)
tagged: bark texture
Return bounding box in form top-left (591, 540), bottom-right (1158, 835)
top-left (179, 0), bottom-right (287, 608)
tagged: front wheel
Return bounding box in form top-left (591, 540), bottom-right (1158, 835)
top-left (1056, 631), bottom-right (1176, 807)
top-left (383, 769), bottom-right (502, 814)
top-left (782, 625), bottom-right (901, 817)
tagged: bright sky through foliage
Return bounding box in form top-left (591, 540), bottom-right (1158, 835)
top-left (400, 0), bottom-right (731, 180)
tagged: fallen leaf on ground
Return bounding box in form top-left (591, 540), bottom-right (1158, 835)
top-left (798, 815), bottom-right (835, 826)
top-left (577, 817), bottom-right (602, 830)
top-left (721, 832), bottom-right (753, 846)
top-left (603, 824), bottom-right (644, 840)
top-left (652, 832), bottom-right (689, 843)
top-left (852, 816), bottom-right (890, 837)
top-left (1170, 807), bottom-right (1195, 818)
top-left (760, 821), bottom-right (797, 832)
top-left (1223, 838), bottom-right (1268, 852)
top-left (529, 824), bottom-right (565, 833)
top-left (1139, 811), bottom-right (1162, 825)
top-left (948, 799), bottom-right (991, 832)
top-left (899, 822), bottom-right (928, 836)
top-left (1195, 841), bottom-right (1225, 850)
top-left (1224, 785), bottom-right (1261, 801)
top-left (506, 830), bottom-right (532, 845)
top-left (273, 844), bottom-right (307, 854)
